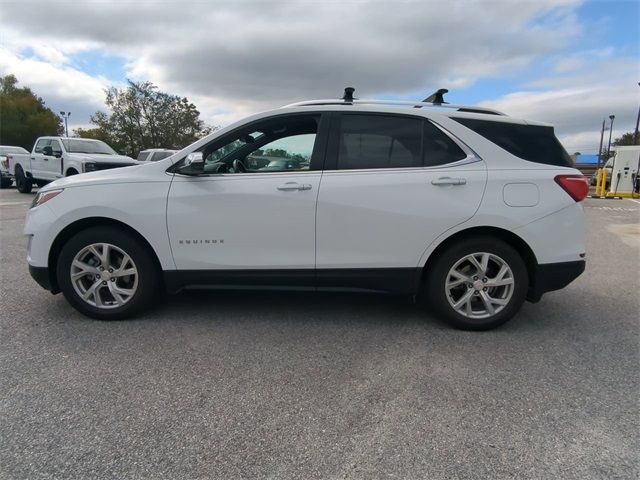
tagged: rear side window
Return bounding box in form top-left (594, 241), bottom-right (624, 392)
top-left (452, 117), bottom-right (573, 167)
top-left (423, 121), bottom-right (467, 166)
top-left (337, 114), bottom-right (422, 169)
top-left (50, 140), bottom-right (62, 156)
top-left (152, 151), bottom-right (173, 161)
top-left (137, 152), bottom-right (150, 161)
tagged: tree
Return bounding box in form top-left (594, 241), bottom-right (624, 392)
top-left (612, 132), bottom-right (636, 147)
top-left (79, 80), bottom-right (212, 156)
top-left (0, 74), bottom-right (63, 149)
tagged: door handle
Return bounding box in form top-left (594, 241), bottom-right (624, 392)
top-left (277, 182), bottom-right (312, 191)
top-left (43, 157), bottom-right (49, 161)
top-left (431, 177), bottom-right (467, 186)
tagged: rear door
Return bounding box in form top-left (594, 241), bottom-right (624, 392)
top-left (315, 112), bottom-right (487, 292)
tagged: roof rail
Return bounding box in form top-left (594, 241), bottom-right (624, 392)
top-left (282, 98), bottom-right (505, 116)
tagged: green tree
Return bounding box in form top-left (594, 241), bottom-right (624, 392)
top-left (80, 80), bottom-right (212, 156)
top-left (612, 131), bottom-right (636, 146)
top-left (0, 74), bottom-right (63, 149)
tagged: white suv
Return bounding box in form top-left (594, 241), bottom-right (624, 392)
top-left (24, 91), bottom-right (588, 330)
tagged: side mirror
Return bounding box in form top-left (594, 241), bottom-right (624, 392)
top-left (177, 152), bottom-right (204, 175)
top-left (42, 146), bottom-right (53, 156)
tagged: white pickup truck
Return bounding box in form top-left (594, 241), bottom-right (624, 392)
top-left (9, 136), bottom-right (138, 193)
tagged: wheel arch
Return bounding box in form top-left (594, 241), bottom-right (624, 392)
top-left (65, 167), bottom-right (79, 176)
top-left (47, 217), bottom-right (163, 293)
top-left (420, 226), bottom-right (538, 291)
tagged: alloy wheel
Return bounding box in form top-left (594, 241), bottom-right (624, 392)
top-left (70, 243), bottom-right (139, 309)
top-left (445, 252), bottom-right (515, 319)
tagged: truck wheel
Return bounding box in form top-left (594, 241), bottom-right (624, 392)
top-left (424, 236), bottom-right (528, 331)
top-left (66, 169), bottom-right (78, 176)
top-left (0, 177), bottom-right (12, 188)
top-left (35, 180), bottom-right (49, 188)
top-left (56, 226), bottom-right (159, 320)
top-left (15, 165), bottom-right (32, 193)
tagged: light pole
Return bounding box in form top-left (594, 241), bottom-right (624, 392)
top-left (597, 118), bottom-right (605, 169)
top-left (59, 111), bottom-right (70, 137)
top-left (606, 114), bottom-right (615, 159)
top-left (634, 82), bottom-right (640, 145)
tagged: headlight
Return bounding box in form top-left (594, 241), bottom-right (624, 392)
top-left (31, 189), bottom-right (63, 209)
top-left (83, 162), bottom-right (97, 172)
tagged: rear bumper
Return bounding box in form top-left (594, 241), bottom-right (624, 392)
top-left (527, 260), bottom-right (585, 302)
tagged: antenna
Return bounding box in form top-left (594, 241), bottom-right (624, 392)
top-left (342, 87), bottom-right (356, 102)
top-left (423, 88), bottom-right (449, 105)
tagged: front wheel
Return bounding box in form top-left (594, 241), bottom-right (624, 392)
top-left (425, 237), bottom-right (528, 330)
top-left (56, 226), bottom-right (159, 320)
top-left (14, 166), bottom-right (32, 193)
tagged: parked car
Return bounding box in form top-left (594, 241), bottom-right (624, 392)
top-left (24, 91), bottom-right (587, 330)
top-left (9, 137), bottom-right (138, 193)
top-left (137, 149), bottom-right (178, 162)
top-left (0, 145), bottom-right (29, 188)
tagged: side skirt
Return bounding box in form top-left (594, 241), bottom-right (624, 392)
top-left (163, 268), bottom-right (420, 295)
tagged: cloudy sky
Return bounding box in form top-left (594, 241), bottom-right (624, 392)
top-left (1, 0), bottom-right (638, 153)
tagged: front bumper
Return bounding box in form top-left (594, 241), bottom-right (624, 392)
top-left (527, 259), bottom-right (586, 302)
top-left (29, 265), bottom-right (59, 293)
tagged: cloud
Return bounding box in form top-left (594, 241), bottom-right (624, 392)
top-left (0, 48), bottom-right (109, 129)
top-left (1, 0), bottom-right (583, 130)
top-left (481, 55), bottom-right (639, 152)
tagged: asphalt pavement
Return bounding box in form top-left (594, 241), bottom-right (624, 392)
top-left (0, 187), bottom-right (638, 479)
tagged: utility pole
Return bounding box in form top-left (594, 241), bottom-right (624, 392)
top-left (597, 118), bottom-right (605, 169)
top-left (59, 111), bottom-right (70, 137)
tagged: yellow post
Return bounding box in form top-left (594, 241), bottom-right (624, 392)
top-left (601, 168), bottom-right (608, 195)
top-left (595, 168), bottom-right (603, 196)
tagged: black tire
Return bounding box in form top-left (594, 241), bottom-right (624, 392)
top-left (15, 165), bottom-right (32, 193)
top-left (35, 179), bottom-right (49, 188)
top-left (56, 226), bottom-right (159, 320)
top-left (66, 169), bottom-right (78, 176)
top-left (424, 236), bottom-right (528, 331)
top-left (0, 177), bottom-right (12, 188)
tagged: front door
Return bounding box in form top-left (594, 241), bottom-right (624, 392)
top-left (167, 113), bottom-right (328, 276)
top-left (315, 113), bottom-right (487, 292)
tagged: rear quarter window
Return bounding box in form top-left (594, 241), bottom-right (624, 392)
top-left (452, 117), bottom-right (574, 167)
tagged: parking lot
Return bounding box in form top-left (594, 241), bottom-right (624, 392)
top-left (0, 187), bottom-right (638, 479)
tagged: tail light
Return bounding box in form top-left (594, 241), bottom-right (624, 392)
top-left (554, 174), bottom-right (589, 202)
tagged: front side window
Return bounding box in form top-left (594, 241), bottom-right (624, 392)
top-left (337, 114), bottom-right (422, 170)
top-left (34, 139), bottom-right (48, 154)
top-left (199, 115), bottom-right (319, 174)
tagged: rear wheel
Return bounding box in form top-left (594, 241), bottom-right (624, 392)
top-left (0, 177), bottom-right (12, 188)
top-left (56, 226), bottom-right (159, 320)
top-left (425, 237), bottom-right (528, 330)
top-left (15, 165), bottom-right (32, 193)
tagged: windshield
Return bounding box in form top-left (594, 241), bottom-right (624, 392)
top-left (62, 139), bottom-right (117, 155)
top-left (0, 146), bottom-right (29, 155)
